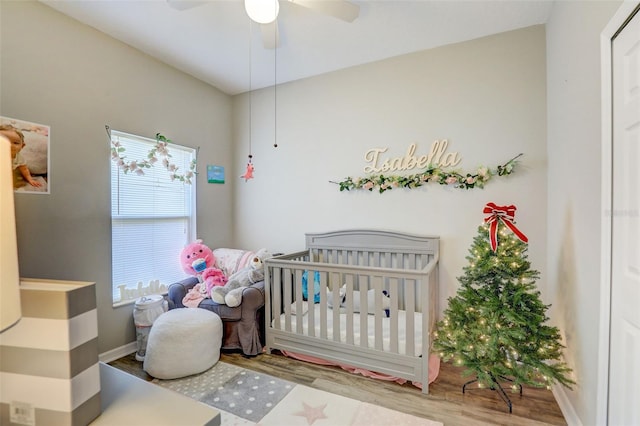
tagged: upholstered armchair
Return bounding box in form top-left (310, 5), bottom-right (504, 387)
top-left (166, 248), bottom-right (266, 356)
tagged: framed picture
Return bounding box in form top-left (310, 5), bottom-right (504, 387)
top-left (0, 116), bottom-right (50, 194)
top-left (207, 165), bottom-right (225, 184)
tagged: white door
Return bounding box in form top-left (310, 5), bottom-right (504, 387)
top-left (609, 8), bottom-right (640, 426)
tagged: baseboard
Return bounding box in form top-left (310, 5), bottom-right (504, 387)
top-left (552, 385), bottom-right (582, 426)
top-left (99, 342), bottom-right (137, 363)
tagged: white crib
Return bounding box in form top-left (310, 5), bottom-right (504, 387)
top-left (264, 229), bottom-right (439, 393)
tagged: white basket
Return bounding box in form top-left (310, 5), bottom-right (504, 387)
top-left (134, 295), bottom-right (168, 361)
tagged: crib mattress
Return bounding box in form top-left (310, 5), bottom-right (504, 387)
top-left (276, 303), bottom-right (424, 357)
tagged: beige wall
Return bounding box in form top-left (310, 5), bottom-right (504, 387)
top-left (546, 1), bottom-right (623, 425)
top-left (233, 25), bottom-right (548, 315)
top-left (0, 1), bottom-right (233, 354)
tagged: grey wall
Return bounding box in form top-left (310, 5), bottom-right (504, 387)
top-left (546, 1), bottom-right (623, 425)
top-left (0, 1), bottom-right (234, 354)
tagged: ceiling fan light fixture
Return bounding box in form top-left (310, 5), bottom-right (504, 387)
top-left (245, 0), bottom-right (280, 24)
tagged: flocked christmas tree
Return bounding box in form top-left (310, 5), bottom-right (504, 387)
top-left (433, 203), bottom-right (574, 404)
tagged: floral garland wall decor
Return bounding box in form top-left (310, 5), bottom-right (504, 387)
top-left (109, 129), bottom-right (197, 184)
top-left (331, 140), bottom-right (522, 193)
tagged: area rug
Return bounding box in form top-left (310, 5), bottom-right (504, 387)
top-left (152, 361), bottom-right (443, 426)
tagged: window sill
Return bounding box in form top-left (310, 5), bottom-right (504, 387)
top-left (112, 291), bottom-right (168, 308)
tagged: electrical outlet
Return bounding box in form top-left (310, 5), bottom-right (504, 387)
top-left (10, 401), bottom-right (35, 426)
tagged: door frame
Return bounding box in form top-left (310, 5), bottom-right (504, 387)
top-left (597, 2), bottom-right (640, 424)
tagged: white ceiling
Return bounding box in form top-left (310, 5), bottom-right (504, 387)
top-left (39, 0), bottom-right (554, 96)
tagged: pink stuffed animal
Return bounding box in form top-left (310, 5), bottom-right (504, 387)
top-left (200, 267), bottom-right (227, 298)
top-left (180, 239), bottom-right (216, 276)
top-left (179, 240), bottom-right (226, 298)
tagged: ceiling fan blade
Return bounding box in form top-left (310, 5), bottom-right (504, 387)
top-left (166, 0), bottom-right (208, 11)
top-left (289, 0), bottom-right (359, 23)
top-left (260, 21), bottom-right (280, 49)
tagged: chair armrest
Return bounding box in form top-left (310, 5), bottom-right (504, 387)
top-left (167, 276), bottom-right (199, 309)
top-left (240, 281), bottom-right (265, 312)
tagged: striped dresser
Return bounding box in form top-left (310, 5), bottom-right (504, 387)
top-left (0, 279), bottom-right (100, 426)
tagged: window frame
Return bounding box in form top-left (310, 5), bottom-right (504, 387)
top-left (109, 129), bottom-right (197, 306)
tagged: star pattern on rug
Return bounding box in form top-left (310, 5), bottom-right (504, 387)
top-left (293, 401), bottom-right (328, 425)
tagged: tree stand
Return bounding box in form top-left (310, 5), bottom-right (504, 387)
top-left (462, 374), bottom-right (523, 413)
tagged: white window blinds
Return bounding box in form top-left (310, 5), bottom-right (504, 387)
top-left (110, 130), bottom-right (196, 304)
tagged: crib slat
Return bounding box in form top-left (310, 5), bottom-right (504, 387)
top-left (318, 272), bottom-right (327, 339)
top-left (408, 253), bottom-right (420, 312)
top-left (372, 251), bottom-right (380, 267)
top-left (286, 269), bottom-right (295, 332)
top-left (359, 277), bottom-right (368, 348)
top-left (351, 250), bottom-right (359, 266)
top-left (307, 270), bottom-right (316, 338)
top-left (295, 269), bottom-right (304, 335)
top-left (404, 273), bottom-right (416, 357)
top-left (345, 277), bottom-right (354, 345)
top-left (389, 277), bottom-right (399, 354)
top-left (331, 272), bottom-right (341, 342)
top-left (374, 276), bottom-right (383, 351)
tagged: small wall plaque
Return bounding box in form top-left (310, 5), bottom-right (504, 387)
top-left (207, 165), bottom-right (224, 184)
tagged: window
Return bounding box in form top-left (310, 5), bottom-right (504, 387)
top-left (110, 130), bottom-right (196, 305)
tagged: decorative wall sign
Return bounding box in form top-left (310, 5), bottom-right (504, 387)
top-left (364, 140), bottom-right (461, 173)
top-left (331, 140), bottom-right (522, 193)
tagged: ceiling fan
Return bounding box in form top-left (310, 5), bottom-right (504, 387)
top-left (167, 0), bottom-right (360, 49)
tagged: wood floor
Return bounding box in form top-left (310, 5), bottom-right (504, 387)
top-left (109, 350), bottom-right (567, 426)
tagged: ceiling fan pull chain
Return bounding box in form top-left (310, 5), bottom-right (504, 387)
top-left (274, 23), bottom-right (278, 149)
top-left (248, 18), bottom-right (253, 159)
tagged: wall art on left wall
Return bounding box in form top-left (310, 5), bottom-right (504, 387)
top-left (0, 116), bottom-right (50, 194)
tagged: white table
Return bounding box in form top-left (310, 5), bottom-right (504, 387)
top-left (90, 363), bottom-right (220, 426)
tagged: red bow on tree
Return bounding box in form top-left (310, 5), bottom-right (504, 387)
top-left (483, 202), bottom-right (528, 251)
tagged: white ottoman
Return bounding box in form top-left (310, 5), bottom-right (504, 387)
top-left (143, 308), bottom-right (222, 380)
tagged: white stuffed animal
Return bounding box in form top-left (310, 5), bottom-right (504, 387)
top-left (328, 284), bottom-right (391, 317)
top-left (210, 249), bottom-right (270, 307)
